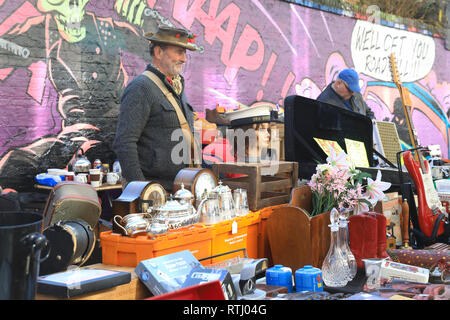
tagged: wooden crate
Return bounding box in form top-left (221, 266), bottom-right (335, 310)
top-left (212, 161), bottom-right (298, 211)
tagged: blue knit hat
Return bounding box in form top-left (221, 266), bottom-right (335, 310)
top-left (338, 69), bottom-right (360, 93)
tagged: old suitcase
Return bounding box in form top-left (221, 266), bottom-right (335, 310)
top-left (283, 95), bottom-right (413, 187)
top-left (42, 181), bottom-right (101, 230)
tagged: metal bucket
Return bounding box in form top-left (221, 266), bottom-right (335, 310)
top-left (0, 211), bottom-right (49, 300)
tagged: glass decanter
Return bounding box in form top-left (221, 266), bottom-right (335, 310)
top-left (338, 209), bottom-right (357, 281)
top-left (321, 208), bottom-right (349, 287)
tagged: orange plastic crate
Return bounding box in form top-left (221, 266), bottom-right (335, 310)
top-left (207, 211), bottom-right (261, 263)
top-left (100, 225), bottom-right (213, 267)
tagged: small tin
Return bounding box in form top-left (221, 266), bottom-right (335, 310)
top-left (265, 264), bottom-right (293, 293)
top-left (101, 164), bottom-right (110, 183)
top-left (295, 265), bottom-right (323, 292)
top-left (93, 159), bottom-right (102, 169)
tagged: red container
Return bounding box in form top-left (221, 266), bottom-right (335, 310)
top-left (146, 280), bottom-right (225, 300)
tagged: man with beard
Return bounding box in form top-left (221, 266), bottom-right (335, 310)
top-left (113, 26), bottom-right (199, 191)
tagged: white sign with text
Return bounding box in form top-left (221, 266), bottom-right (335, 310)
top-left (351, 20), bottom-right (435, 82)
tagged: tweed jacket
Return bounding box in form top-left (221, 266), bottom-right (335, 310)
top-left (113, 65), bottom-right (194, 191)
top-left (317, 83), bottom-right (374, 119)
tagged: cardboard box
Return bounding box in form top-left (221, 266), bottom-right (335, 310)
top-left (135, 250), bottom-right (202, 296)
top-left (182, 266), bottom-right (237, 300)
top-left (438, 192), bottom-right (450, 214)
top-left (374, 193), bottom-right (402, 246)
top-left (380, 260), bottom-right (429, 284)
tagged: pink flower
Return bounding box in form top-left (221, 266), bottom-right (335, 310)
top-left (308, 148), bottom-right (390, 216)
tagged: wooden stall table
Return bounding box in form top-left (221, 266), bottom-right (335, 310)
top-left (35, 182), bottom-right (123, 193)
top-left (35, 263), bottom-right (288, 300)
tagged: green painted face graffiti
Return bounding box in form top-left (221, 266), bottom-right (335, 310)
top-left (37, 0), bottom-right (89, 43)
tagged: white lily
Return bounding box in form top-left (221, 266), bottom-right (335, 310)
top-left (326, 146), bottom-right (351, 171)
top-left (365, 170), bottom-right (391, 205)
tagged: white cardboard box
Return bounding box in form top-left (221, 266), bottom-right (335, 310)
top-left (438, 192), bottom-right (450, 214)
top-left (380, 260), bottom-right (429, 284)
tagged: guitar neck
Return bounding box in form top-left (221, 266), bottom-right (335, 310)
top-left (398, 85), bottom-right (427, 170)
top-left (390, 53), bottom-right (425, 169)
top-left (397, 86), bottom-right (419, 149)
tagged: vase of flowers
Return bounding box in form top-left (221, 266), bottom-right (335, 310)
top-left (308, 146), bottom-right (391, 217)
top-left (266, 147), bottom-right (391, 271)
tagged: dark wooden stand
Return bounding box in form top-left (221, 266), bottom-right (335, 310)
top-left (212, 161), bottom-right (298, 211)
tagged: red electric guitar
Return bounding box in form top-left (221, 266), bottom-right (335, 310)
top-left (389, 53), bottom-right (447, 239)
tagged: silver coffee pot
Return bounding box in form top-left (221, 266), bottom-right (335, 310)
top-left (210, 181), bottom-right (235, 219)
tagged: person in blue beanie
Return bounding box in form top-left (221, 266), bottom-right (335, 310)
top-left (317, 69), bottom-right (374, 119)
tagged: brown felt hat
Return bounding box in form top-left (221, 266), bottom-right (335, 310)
top-left (144, 25), bottom-right (198, 51)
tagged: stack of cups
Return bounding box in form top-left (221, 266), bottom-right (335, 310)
top-left (89, 168), bottom-right (101, 187)
top-left (75, 173), bottom-right (88, 184)
top-left (64, 172), bottom-right (75, 181)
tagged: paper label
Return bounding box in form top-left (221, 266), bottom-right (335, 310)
top-left (231, 220), bottom-right (238, 234)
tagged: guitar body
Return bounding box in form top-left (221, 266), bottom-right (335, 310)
top-left (403, 151), bottom-right (445, 238)
top-left (390, 53), bottom-right (448, 242)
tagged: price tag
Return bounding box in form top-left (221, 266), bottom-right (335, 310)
top-left (232, 220), bottom-right (238, 234)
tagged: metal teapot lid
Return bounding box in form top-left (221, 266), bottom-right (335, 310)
top-left (173, 183), bottom-right (194, 202)
top-left (75, 157), bottom-right (91, 165)
top-left (157, 196), bottom-right (190, 213)
top-left (212, 181), bottom-right (231, 194)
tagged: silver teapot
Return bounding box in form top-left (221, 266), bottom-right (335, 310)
top-left (147, 192), bottom-right (207, 234)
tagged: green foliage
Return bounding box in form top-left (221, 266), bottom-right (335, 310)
top-left (307, 0), bottom-right (447, 35)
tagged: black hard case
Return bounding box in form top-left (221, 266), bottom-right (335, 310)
top-left (284, 95), bottom-right (374, 180)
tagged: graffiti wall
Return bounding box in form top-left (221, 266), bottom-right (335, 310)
top-left (0, 0), bottom-right (449, 191)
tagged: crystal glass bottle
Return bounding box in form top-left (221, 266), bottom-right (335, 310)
top-left (322, 208), bottom-right (349, 287)
top-left (338, 215), bottom-right (357, 281)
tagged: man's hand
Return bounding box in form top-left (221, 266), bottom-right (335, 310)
top-left (114, 0), bottom-right (146, 27)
